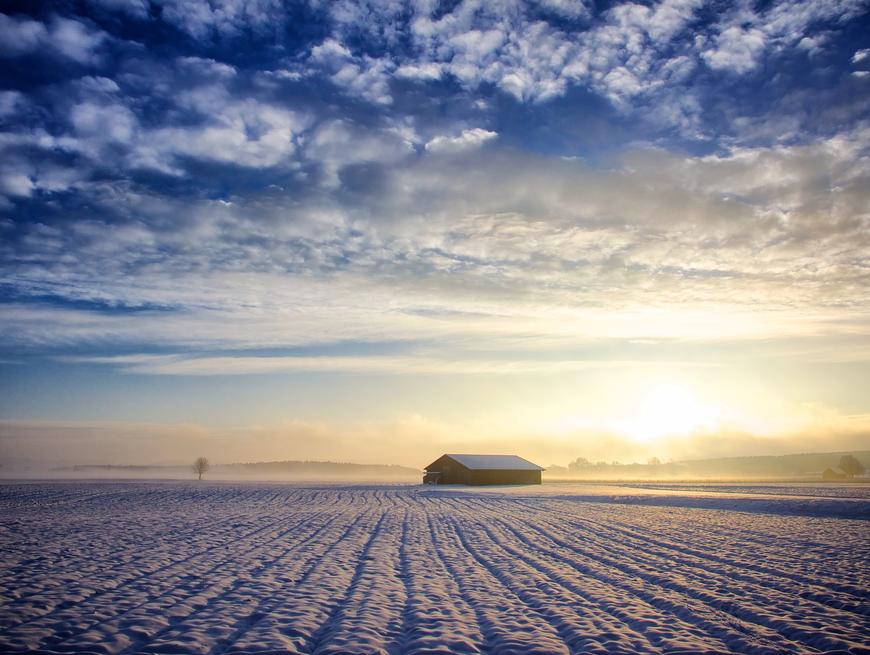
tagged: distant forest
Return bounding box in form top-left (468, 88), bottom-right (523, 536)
top-left (545, 450), bottom-right (870, 480)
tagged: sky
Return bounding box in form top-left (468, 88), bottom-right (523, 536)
top-left (1, 0), bottom-right (869, 469)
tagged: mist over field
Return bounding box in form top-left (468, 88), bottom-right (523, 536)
top-left (3, 417), bottom-right (869, 476)
top-left (0, 461), bottom-right (422, 482)
top-left (3, 444), bottom-right (868, 486)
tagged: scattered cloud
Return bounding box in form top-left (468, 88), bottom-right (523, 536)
top-left (0, 14), bottom-right (107, 64)
top-left (0, 90), bottom-right (27, 119)
top-left (425, 128), bottom-right (497, 153)
top-left (304, 119), bottom-right (416, 186)
top-left (703, 26), bottom-right (767, 74)
top-left (153, 0), bottom-right (285, 39)
top-left (534, 0), bottom-right (591, 20)
top-left (309, 38), bottom-right (395, 105)
top-left (2, 126), bottom-right (868, 360)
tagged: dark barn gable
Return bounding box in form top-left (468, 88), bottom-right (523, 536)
top-left (423, 454), bottom-right (544, 485)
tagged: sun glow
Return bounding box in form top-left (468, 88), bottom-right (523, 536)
top-left (620, 382), bottom-right (723, 443)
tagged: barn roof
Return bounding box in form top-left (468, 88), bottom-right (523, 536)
top-left (436, 454), bottom-right (544, 471)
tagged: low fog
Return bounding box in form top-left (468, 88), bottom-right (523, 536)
top-left (2, 418), bottom-right (868, 481)
top-left (0, 462), bottom-right (421, 483)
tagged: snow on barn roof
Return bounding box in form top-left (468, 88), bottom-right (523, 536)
top-left (443, 454), bottom-right (544, 471)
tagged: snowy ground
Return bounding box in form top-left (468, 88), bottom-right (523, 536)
top-left (1, 482), bottom-right (868, 655)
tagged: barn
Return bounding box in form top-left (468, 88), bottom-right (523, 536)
top-left (423, 454), bottom-right (544, 485)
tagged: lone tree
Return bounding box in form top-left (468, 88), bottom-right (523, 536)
top-left (839, 454), bottom-right (865, 479)
top-left (192, 456), bottom-right (210, 481)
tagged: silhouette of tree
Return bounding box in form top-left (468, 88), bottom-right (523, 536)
top-left (568, 457), bottom-right (591, 472)
top-left (838, 455), bottom-right (865, 478)
top-left (192, 456), bottom-right (210, 481)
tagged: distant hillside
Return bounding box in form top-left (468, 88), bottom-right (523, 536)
top-left (547, 450), bottom-right (870, 481)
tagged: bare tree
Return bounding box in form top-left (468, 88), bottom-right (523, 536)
top-left (838, 454), bottom-right (865, 478)
top-left (192, 456), bottom-right (210, 481)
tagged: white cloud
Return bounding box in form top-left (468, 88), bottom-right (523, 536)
top-left (761, 0), bottom-right (868, 49)
top-left (261, 69), bottom-right (305, 82)
top-left (702, 26), bottom-right (767, 73)
top-left (0, 14), bottom-right (47, 57)
top-left (0, 172), bottom-right (34, 197)
top-left (701, 0), bottom-right (869, 75)
top-left (330, 56), bottom-right (395, 105)
top-left (71, 102), bottom-right (137, 144)
top-left (853, 48), bottom-right (869, 64)
top-left (309, 38), bottom-right (395, 104)
top-left (74, 75), bottom-right (122, 94)
top-left (305, 119), bottom-right (416, 186)
top-left (65, 353), bottom-right (640, 376)
top-left (298, 0), bottom-right (865, 135)
top-left (1, 5), bottom-right (867, 357)
top-left (0, 90), bottom-right (27, 119)
top-left (796, 34), bottom-right (827, 55)
top-left (425, 128), bottom-right (498, 153)
top-left (534, 0), bottom-right (590, 20)
top-left (364, 0), bottom-right (708, 116)
top-left (0, 14), bottom-right (107, 64)
top-left (51, 16), bottom-right (107, 64)
top-left (177, 56), bottom-right (237, 77)
top-left (154, 0), bottom-right (284, 39)
top-left (146, 98), bottom-right (307, 169)
top-left (0, 149), bottom-right (89, 202)
top-left (3, 126), bottom-right (868, 361)
top-left (55, 82), bottom-right (310, 173)
top-left (395, 62), bottom-right (443, 80)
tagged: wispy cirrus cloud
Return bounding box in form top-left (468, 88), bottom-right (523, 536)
top-left (61, 353), bottom-right (666, 376)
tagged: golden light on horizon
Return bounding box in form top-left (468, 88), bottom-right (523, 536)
top-left (618, 382), bottom-right (724, 444)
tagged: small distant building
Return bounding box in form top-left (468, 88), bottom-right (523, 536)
top-left (423, 454), bottom-right (544, 485)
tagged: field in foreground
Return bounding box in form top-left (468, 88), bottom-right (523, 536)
top-left (1, 483), bottom-right (868, 655)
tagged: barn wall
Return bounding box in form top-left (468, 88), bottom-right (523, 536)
top-left (424, 457), bottom-right (471, 484)
top-left (467, 469), bottom-right (541, 485)
top-left (438, 464), bottom-right (471, 485)
top-left (423, 456), bottom-right (542, 485)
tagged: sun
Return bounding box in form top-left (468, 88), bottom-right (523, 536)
top-left (623, 382), bottom-right (721, 443)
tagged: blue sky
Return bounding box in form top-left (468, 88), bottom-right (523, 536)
top-left (1, 0), bottom-right (869, 467)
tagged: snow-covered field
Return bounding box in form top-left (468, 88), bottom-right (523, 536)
top-left (1, 482), bottom-right (868, 655)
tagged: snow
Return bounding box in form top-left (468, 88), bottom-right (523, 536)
top-left (1, 481), bottom-right (868, 654)
top-left (436, 454), bottom-right (544, 470)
